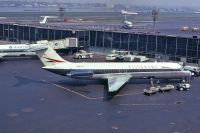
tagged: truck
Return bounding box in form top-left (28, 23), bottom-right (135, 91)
top-left (105, 54), bottom-right (118, 61)
top-left (124, 55), bottom-right (149, 62)
top-left (105, 50), bottom-right (130, 62)
top-left (74, 50), bottom-right (93, 59)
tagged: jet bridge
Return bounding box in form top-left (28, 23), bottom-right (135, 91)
top-left (37, 37), bottom-right (78, 50)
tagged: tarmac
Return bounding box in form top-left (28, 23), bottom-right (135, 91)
top-left (0, 55), bottom-right (200, 133)
top-left (1, 12), bottom-right (200, 38)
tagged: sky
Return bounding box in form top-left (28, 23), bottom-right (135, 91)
top-left (48, 0), bottom-right (200, 7)
top-left (6, 0), bottom-right (200, 8)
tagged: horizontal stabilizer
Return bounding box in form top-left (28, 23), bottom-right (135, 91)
top-left (28, 44), bottom-right (48, 52)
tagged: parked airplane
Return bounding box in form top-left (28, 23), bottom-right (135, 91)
top-left (0, 44), bottom-right (43, 60)
top-left (121, 10), bottom-right (137, 29)
top-left (121, 10), bottom-right (138, 15)
top-left (32, 45), bottom-right (192, 93)
top-left (0, 44), bottom-right (31, 52)
top-left (39, 16), bottom-right (58, 24)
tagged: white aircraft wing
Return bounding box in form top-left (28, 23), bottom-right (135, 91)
top-left (0, 53), bottom-right (6, 58)
top-left (106, 74), bottom-right (132, 92)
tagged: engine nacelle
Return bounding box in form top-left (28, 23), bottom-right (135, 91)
top-left (67, 70), bottom-right (93, 78)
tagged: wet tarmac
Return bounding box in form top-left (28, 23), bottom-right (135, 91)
top-left (2, 12), bottom-right (200, 38)
top-left (0, 56), bottom-right (200, 133)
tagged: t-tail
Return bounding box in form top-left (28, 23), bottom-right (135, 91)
top-left (33, 44), bottom-right (69, 66)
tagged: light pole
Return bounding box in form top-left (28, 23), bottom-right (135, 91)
top-left (152, 9), bottom-right (159, 33)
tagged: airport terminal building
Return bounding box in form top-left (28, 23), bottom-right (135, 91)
top-left (0, 23), bottom-right (200, 64)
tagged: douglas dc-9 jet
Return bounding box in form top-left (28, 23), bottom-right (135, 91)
top-left (0, 44), bottom-right (39, 60)
top-left (32, 45), bottom-right (192, 92)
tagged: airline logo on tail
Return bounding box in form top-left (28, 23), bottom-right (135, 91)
top-left (43, 57), bottom-right (65, 63)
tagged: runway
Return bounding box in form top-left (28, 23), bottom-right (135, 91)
top-left (0, 56), bottom-right (200, 133)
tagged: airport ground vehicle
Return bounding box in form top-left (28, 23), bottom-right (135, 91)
top-left (106, 50), bottom-right (130, 62)
top-left (105, 54), bottom-right (117, 61)
top-left (106, 50), bottom-right (149, 62)
top-left (124, 55), bottom-right (149, 62)
top-left (74, 50), bottom-right (93, 59)
top-left (159, 84), bottom-right (175, 92)
top-left (115, 51), bottom-right (130, 62)
top-left (177, 83), bottom-right (191, 91)
top-left (144, 86), bottom-right (159, 95)
top-left (183, 65), bottom-right (200, 77)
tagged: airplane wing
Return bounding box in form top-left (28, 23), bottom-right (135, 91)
top-left (0, 53), bottom-right (6, 59)
top-left (106, 74), bottom-right (132, 92)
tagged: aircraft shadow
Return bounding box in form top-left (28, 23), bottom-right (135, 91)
top-left (55, 78), bottom-right (182, 101)
top-left (13, 75), bottom-right (183, 100)
top-left (13, 75), bottom-right (45, 87)
top-left (57, 78), bottom-right (104, 87)
top-left (56, 79), bottom-right (116, 101)
top-left (2, 56), bottom-right (38, 62)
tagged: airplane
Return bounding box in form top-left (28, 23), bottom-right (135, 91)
top-left (0, 44), bottom-right (31, 52)
top-left (121, 10), bottom-right (137, 29)
top-left (31, 45), bottom-right (192, 93)
top-left (121, 9), bottom-right (138, 20)
top-left (39, 16), bottom-right (58, 24)
top-left (0, 43), bottom-right (43, 60)
top-left (121, 10), bottom-right (138, 15)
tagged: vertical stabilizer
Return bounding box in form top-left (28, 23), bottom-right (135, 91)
top-left (39, 16), bottom-right (48, 24)
top-left (34, 44), bottom-right (68, 66)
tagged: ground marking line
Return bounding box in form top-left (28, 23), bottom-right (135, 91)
top-left (119, 103), bottom-right (168, 106)
top-left (42, 80), bottom-right (103, 100)
top-left (42, 80), bottom-right (143, 100)
top-left (116, 92), bottom-right (144, 97)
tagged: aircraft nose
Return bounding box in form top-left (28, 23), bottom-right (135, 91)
top-left (188, 71), bottom-right (193, 77)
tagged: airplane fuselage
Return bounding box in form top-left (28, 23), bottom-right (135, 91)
top-left (0, 44), bottom-right (35, 59)
top-left (0, 44), bottom-right (30, 52)
top-left (43, 62), bottom-right (191, 80)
